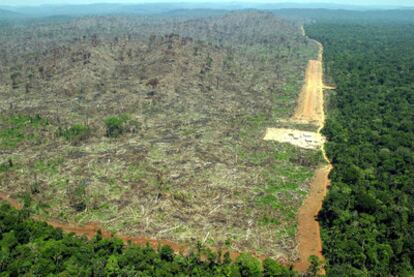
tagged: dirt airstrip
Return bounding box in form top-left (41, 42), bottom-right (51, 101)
top-left (264, 35), bottom-right (332, 273)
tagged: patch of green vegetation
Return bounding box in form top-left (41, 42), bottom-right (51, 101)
top-left (259, 216), bottom-right (281, 226)
top-left (70, 180), bottom-right (88, 212)
top-left (271, 82), bottom-right (302, 119)
top-left (104, 114), bottom-right (129, 138)
top-left (0, 159), bottom-right (14, 173)
top-left (57, 123), bottom-right (91, 143)
top-left (34, 158), bottom-right (64, 176)
top-left (0, 114), bottom-right (48, 148)
top-left (123, 164), bottom-right (147, 183)
top-left (237, 148), bottom-right (271, 166)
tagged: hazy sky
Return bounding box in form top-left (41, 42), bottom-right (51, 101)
top-left (1, 0), bottom-right (414, 6)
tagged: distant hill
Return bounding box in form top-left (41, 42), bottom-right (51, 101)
top-left (0, 8), bottom-right (24, 20)
top-left (1, 4), bottom-right (183, 17)
top-left (273, 8), bottom-right (414, 24)
top-left (1, 2), bottom-right (413, 18)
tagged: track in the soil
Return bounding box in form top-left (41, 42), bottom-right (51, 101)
top-left (292, 40), bottom-right (331, 273)
top-left (263, 34), bottom-right (331, 273)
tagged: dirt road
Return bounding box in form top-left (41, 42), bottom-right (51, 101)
top-left (293, 39), bottom-right (331, 273)
top-left (263, 28), bottom-right (331, 272)
top-left (293, 55), bottom-right (324, 125)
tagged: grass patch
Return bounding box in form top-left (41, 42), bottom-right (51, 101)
top-left (57, 123), bottom-right (91, 143)
top-left (34, 158), bottom-right (64, 175)
top-left (0, 114), bottom-right (48, 148)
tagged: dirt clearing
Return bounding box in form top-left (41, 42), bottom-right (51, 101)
top-left (264, 128), bottom-right (324, 149)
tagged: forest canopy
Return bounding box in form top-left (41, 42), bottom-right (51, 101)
top-left (306, 15), bottom-right (414, 276)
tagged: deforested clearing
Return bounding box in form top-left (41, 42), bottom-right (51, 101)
top-left (0, 11), bottom-right (322, 263)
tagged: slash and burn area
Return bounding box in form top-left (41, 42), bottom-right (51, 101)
top-left (0, 12), bottom-right (321, 262)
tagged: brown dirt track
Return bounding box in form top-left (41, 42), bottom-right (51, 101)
top-left (292, 40), bottom-right (332, 273)
top-left (264, 34), bottom-right (331, 273)
top-left (293, 42), bottom-right (325, 125)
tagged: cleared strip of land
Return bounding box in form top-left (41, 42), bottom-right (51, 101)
top-left (294, 42), bottom-right (331, 273)
top-left (264, 35), bottom-right (332, 272)
top-left (293, 59), bottom-right (324, 125)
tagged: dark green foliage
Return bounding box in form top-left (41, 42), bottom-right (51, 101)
top-left (159, 245), bottom-right (174, 262)
top-left (307, 255), bottom-right (321, 277)
top-left (306, 18), bottom-right (414, 276)
top-left (0, 159), bottom-right (13, 173)
top-left (57, 123), bottom-right (91, 143)
top-left (235, 253), bottom-right (262, 277)
top-left (104, 114), bottom-right (129, 138)
top-left (0, 203), bottom-right (296, 276)
top-left (263, 258), bottom-right (295, 277)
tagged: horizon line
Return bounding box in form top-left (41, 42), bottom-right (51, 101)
top-left (1, 1), bottom-right (414, 8)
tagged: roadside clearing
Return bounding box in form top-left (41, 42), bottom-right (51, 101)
top-left (264, 128), bottom-right (324, 150)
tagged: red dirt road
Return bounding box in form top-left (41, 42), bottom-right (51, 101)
top-left (292, 40), bottom-right (331, 273)
top-left (294, 165), bottom-right (331, 272)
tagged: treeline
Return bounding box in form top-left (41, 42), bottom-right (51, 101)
top-left (306, 19), bottom-right (414, 275)
top-left (0, 203), bottom-right (303, 276)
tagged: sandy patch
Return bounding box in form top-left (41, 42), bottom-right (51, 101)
top-left (263, 128), bottom-right (324, 150)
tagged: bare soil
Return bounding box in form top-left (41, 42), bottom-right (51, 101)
top-left (293, 59), bottom-right (325, 125)
top-left (264, 128), bottom-right (324, 150)
top-left (294, 164), bottom-right (331, 272)
top-left (293, 41), bottom-right (331, 273)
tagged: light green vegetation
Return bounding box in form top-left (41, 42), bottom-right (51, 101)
top-left (0, 114), bottom-right (49, 149)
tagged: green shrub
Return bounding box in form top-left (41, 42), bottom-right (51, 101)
top-left (235, 253), bottom-right (262, 277)
top-left (263, 258), bottom-right (295, 277)
top-left (104, 114), bottom-right (129, 138)
top-left (159, 245), bottom-right (174, 262)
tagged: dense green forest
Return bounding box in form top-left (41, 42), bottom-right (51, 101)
top-left (0, 203), bottom-right (305, 276)
top-left (306, 17), bottom-right (414, 276)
